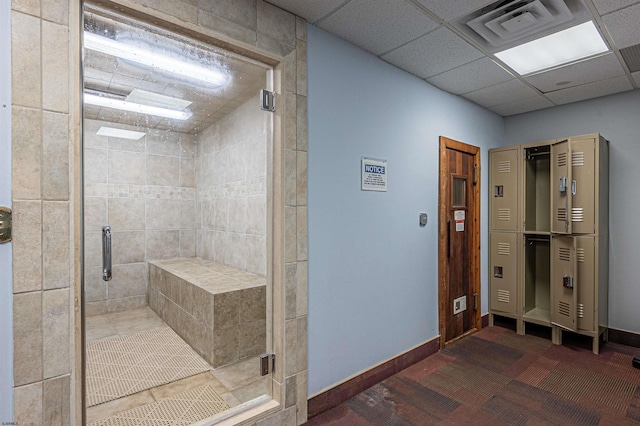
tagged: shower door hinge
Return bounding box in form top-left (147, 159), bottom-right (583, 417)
top-left (260, 89), bottom-right (276, 112)
top-left (260, 353), bottom-right (275, 376)
top-left (0, 206), bottom-right (11, 244)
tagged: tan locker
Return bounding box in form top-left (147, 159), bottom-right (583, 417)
top-left (551, 139), bottom-right (572, 234)
top-left (523, 144), bottom-right (551, 233)
top-left (570, 138), bottom-right (596, 234)
top-left (576, 236), bottom-right (596, 332)
top-left (490, 232), bottom-right (518, 315)
top-left (490, 147), bottom-right (519, 231)
top-left (550, 236), bottom-right (577, 331)
top-left (489, 133), bottom-right (607, 353)
top-left (522, 235), bottom-right (550, 324)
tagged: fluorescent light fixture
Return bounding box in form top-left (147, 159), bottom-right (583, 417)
top-left (126, 89), bottom-right (192, 110)
top-left (495, 21), bottom-right (609, 75)
top-left (84, 93), bottom-right (193, 120)
top-left (97, 126), bottom-right (146, 140)
top-left (84, 31), bottom-right (228, 87)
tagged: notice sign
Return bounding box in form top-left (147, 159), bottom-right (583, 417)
top-left (361, 158), bottom-right (387, 192)
top-left (455, 210), bottom-right (465, 232)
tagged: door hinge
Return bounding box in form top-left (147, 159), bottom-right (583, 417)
top-left (260, 89), bottom-right (276, 112)
top-left (0, 206), bottom-right (11, 244)
top-left (260, 353), bottom-right (275, 376)
top-left (473, 293), bottom-right (478, 310)
top-left (473, 165), bottom-right (478, 184)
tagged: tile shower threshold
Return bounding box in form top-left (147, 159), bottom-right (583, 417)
top-left (193, 395), bottom-right (279, 426)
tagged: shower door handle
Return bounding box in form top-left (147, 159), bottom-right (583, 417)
top-left (102, 225), bottom-right (112, 281)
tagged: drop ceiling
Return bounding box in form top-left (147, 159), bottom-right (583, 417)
top-left (266, 0), bottom-right (640, 116)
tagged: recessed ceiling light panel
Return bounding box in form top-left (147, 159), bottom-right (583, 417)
top-left (84, 93), bottom-right (193, 120)
top-left (97, 126), bottom-right (146, 140)
top-left (495, 21), bottom-right (609, 75)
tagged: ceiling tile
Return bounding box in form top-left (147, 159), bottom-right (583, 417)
top-left (381, 27), bottom-right (483, 79)
top-left (592, 0), bottom-right (640, 15)
top-left (426, 57), bottom-right (513, 95)
top-left (462, 79), bottom-right (540, 108)
top-left (318, 0), bottom-right (438, 55)
top-left (488, 95), bottom-right (554, 116)
top-left (633, 71), bottom-right (640, 85)
top-left (525, 53), bottom-right (627, 93)
top-left (602, 3), bottom-right (640, 49)
top-left (545, 75), bottom-right (633, 105)
top-left (415, 0), bottom-right (495, 22)
top-left (264, 0), bottom-right (347, 23)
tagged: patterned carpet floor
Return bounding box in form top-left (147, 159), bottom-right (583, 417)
top-left (86, 327), bottom-right (211, 407)
top-left (306, 325), bottom-right (640, 425)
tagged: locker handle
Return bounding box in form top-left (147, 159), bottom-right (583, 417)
top-left (559, 176), bottom-right (567, 193)
top-left (571, 180), bottom-right (576, 196)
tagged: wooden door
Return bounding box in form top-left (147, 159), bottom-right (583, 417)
top-left (439, 137), bottom-right (481, 346)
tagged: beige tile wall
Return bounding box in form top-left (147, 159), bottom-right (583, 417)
top-left (196, 94), bottom-right (268, 277)
top-left (11, 0), bottom-right (73, 423)
top-left (11, 0), bottom-right (308, 424)
top-left (83, 119), bottom-right (196, 316)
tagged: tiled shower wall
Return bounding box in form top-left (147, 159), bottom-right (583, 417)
top-left (83, 119), bottom-right (196, 316)
top-left (11, 0), bottom-right (73, 423)
top-left (196, 94), bottom-right (268, 276)
top-left (11, 1), bottom-right (308, 425)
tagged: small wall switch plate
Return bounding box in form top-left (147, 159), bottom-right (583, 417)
top-left (419, 212), bottom-right (428, 227)
top-left (453, 295), bottom-right (467, 315)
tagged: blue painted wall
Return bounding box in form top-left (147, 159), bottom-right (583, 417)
top-left (307, 25), bottom-right (505, 395)
top-left (504, 89), bottom-right (640, 334)
top-left (0, 0), bottom-right (13, 420)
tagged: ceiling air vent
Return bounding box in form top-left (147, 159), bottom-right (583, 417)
top-left (453, 0), bottom-right (592, 52)
top-left (620, 44), bottom-right (640, 73)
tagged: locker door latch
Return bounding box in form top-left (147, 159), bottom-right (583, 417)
top-left (563, 275), bottom-right (574, 289)
top-left (559, 177), bottom-right (567, 193)
top-left (571, 180), bottom-right (577, 195)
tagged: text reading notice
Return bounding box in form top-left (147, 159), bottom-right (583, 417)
top-left (361, 158), bottom-right (387, 192)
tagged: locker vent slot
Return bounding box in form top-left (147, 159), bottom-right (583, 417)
top-left (497, 243), bottom-right (510, 255)
top-left (497, 161), bottom-right (511, 173)
top-left (557, 208), bottom-right (567, 222)
top-left (572, 208), bottom-right (584, 222)
top-left (577, 303), bottom-right (584, 318)
top-left (558, 301), bottom-right (571, 317)
top-left (558, 247), bottom-right (571, 262)
top-left (576, 248), bottom-right (585, 263)
top-left (497, 290), bottom-right (510, 304)
top-left (498, 209), bottom-right (511, 221)
top-left (557, 152), bottom-right (567, 167)
top-left (572, 152), bottom-right (585, 166)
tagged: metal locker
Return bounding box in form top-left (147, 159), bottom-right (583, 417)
top-left (570, 137), bottom-right (596, 234)
top-left (576, 236), bottom-right (596, 332)
top-left (551, 140), bottom-right (572, 234)
top-left (490, 232), bottom-right (518, 315)
top-left (523, 143), bottom-right (551, 233)
top-left (490, 148), bottom-right (519, 231)
top-left (551, 236), bottom-right (577, 331)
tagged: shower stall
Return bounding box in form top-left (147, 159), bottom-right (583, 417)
top-left (82, 5), bottom-right (274, 424)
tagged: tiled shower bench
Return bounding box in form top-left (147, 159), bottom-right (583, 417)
top-left (148, 258), bottom-right (266, 368)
